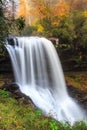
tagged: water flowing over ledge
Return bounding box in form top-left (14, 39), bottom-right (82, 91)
top-left (5, 36), bottom-right (87, 125)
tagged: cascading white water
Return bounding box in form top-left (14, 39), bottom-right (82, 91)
top-left (6, 36), bottom-right (86, 125)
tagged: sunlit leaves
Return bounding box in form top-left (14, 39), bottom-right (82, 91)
top-left (54, 0), bottom-right (70, 18)
top-left (83, 11), bottom-right (87, 18)
top-left (30, 0), bottom-right (53, 20)
top-left (18, 0), bottom-right (26, 17)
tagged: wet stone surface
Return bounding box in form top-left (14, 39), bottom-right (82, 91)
top-left (4, 83), bottom-right (34, 106)
top-left (67, 85), bottom-right (87, 111)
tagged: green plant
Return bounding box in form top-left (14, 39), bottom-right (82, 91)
top-left (50, 120), bottom-right (58, 130)
top-left (0, 89), bottom-right (87, 130)
top-left (35, 109), bottom-right (42, 117)
top-left (21, 25), bottom-right (37, 36)
top-left (72, 121), bottom-right (87, 130)
top-left (0, 89), bottom-right (10, 98)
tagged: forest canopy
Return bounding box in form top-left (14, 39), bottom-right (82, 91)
top-left (0, 0), bottom-right (87, 52)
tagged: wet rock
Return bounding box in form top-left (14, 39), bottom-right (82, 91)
top-left (1, 82), bottom-right (35, 107)
top-left (67, 84), bottom-right (87, 111)
top-left (0, 81), bottom-right (4, 88)
top-left (2, 82), bottom-right (19, 92)
top-left (82, 95), bottom-right (87, 101)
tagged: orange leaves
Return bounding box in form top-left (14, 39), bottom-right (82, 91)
top-left (51, 0), bottom-right (70, 26)
top-left (17, 0), bottom-right (26, 17)
top-left (54, 0), bottom-right (70, 18)
top-left (17, 0), bottom-right (87, 25)
top-left (17, 0), bottom-right (70, 25)
top-left (30, 0), bottom-right (51, 20)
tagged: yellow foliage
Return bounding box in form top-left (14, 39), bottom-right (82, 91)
top-left (37, 24), bottom-right (44, 33)
top-left (31, 20), bottom-right (39, 27)
top-left (83, 11), bottom-right (87, 18)
top-left (32, 21), bottom-right (44, 33)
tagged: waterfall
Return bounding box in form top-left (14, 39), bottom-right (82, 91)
top-left (6, 36), bottom-right (86, 125)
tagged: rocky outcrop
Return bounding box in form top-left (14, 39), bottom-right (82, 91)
top-left (1, 82), bottom-right (35, 107)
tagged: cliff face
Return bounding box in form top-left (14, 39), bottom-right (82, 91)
top-left (0, 55), bottom-right (12, 73)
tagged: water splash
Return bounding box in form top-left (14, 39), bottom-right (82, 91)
top-left (6, 36), bottom-right (86, 125)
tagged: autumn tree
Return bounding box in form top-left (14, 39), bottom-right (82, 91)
top-left (72, 11), bottom-right (87, 49)
top-left (17, 0), bottom-right (26, 17)
top-left (0, 0), bottom-right (9, 56)
top-left (17, 0), bottom-right (87, 48)
top-left (30, 0), bottom-right (53, 21)
top-left (0, 0), bottom-right (19, 48)
top-left (52, 17), bottom-right (75, 44)
top-left (54, 0), bottom-right (70, 18)
top-left (0, 0), bottom-right (9, 41)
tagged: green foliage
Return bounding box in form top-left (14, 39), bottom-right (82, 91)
top-left (72, 121), bottom-right (87, 130)
top-left (0, 89), bottom-right (50, 130)
top-left (41, 17), bottom-right (53, 37)
top-left (0, 1), bottom-right (9, 42)
top-left (0, 89), bottom-right (10, 98)
top-left (21, 25), bottom-right (37, 36)
top-left (72, 11), bottom-right (87, 47)
top-left (0, 1), bottom-right (13, 57)
top-left (57, 17), bottom-right (75, 44)
top-left (80, 19), bottom-right (87, 47)
top-left (42, 16), bottom-right (75, 45)
top-left (65, 71), bottom-right (87, 89)
top-left (0, 89), bottom-right (87, 130)
top-left (16, 17), bottom-right (25, 31)
top-left (50, 120), bottom-right (58, 130)
top-left (33, 10), bottom-right (87, 53)
top-left (35, 109), bottom-right (42, 117)
top-left (0, 0), bottom-right (20, 57)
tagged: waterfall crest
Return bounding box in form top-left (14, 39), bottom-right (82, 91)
top-left (6, 36), bottom-right (86, 124)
